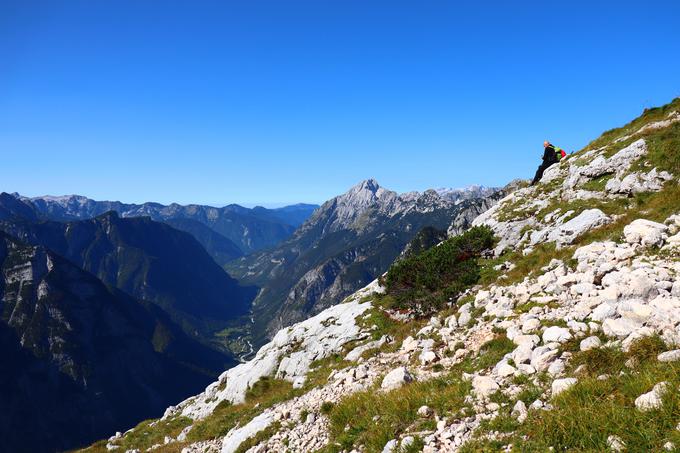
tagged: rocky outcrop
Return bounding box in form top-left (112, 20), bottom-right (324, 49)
top-left (473, 136), bottom-right (675, 256)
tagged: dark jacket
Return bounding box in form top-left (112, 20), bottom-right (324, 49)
top-left (542, 144), bottom-right (558, 165)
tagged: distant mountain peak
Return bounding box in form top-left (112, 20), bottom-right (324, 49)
top-left (355, 178), bottom-right (380, 192)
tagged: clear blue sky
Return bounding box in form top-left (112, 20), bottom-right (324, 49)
top-left (1, 1), bottom-right (679, 206)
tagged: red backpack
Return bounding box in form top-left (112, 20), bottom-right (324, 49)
top-left (555, 146), bottom-right (567, 160)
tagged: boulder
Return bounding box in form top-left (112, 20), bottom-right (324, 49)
top-left (547, 209), bottom-right (611, 248)
top-left (623, 219), bottom-right (669, 247)
top-left (551, 377), bottom-right (578, 396)
top-left (658, 350), bottom-right (680, 363)
top-left (420, 350), bottom-right (438, 365)
top-left (602, 317), bottom-right (643, 339)
top-left (591, 303), bottom-right (616, 322)
top-left (531, 346), bottom-right (559, 372)
top-left (511, 400), bottom-right (528, 423)
top-left (542, 326), bottom-right (572, 344)
top-left (472, 375), bottom-right (500, 399)
top-left (381, 367), bottom-right (414, 391)
top-left (458, 310), bottom-right (472, 326)
top-left (635, 382), bottom-right (668, 411)
top-left (607, 435), bottom-right (626, 452)
top-left (513, 334), bottom-right (540, 347)
top-left (547, 360), bottom-right (565, 377)
top-left (381, 439), bottom-right (398, 453)
top-left (512, 344), bottom-right (534, 365)
top-left (522, 318), bottom-right (542, 333)
top-left (580, 336), bottom-right (602, 351)
top-left (495, 362), bottom-right (517, 378)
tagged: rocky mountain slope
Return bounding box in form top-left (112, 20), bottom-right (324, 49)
top-left (0, 231), bottom-right (233, 453)
top-left (227, 180), bottom-right (503, 343)
top-left (0, 209), bottom-right (257, 351)
top-left (17, 194), bottom-right (319, 256)
top-left (86, 97), bottom-right (680, 453)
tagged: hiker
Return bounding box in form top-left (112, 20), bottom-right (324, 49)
top-left (531, 141), bottom-right (565, 185)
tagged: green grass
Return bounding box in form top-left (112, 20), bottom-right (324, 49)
top-left (186, 378), bottom-right (299, 443)
top-left (470, 334), bottom-right (515, 372)
top-left (585, 97), bottom-right (680, 151)
top-left (78, 416), bottom-right (192, 453)
top-left (465, 337), bottom-right (679, 452)
top-left (320, 372), bottom-right (471, 453)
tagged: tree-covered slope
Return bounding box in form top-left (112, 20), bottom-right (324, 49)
top-left (0, 211), bottom-right (257, 338)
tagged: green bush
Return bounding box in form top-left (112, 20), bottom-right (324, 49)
top-left (382, 226), bottom-right (495, 314)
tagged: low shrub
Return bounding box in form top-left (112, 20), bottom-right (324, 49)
top-left (382, 226), bottom-right (495, 314)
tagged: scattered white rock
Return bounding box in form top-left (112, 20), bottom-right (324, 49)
top-left (547, 209), bottom-right (611, 248)
top-left (542, 326), bottom-right (572, 344)
top-left (472, 375), bottom-right (500, 399)
top-left (624, 219), bottom-right (669, 247)
top-left (511, 400), bottom-right (528, 423)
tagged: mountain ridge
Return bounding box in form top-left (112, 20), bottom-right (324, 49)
top-left (228, 178), bottom-right (504, 343)
top-left (15, 193), bottom-right (319, 255)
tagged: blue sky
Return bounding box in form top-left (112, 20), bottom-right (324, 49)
top-left (1, 1), bottom-right (679, 206)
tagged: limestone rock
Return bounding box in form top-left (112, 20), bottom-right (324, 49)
top-left (579, 336), bottom-right (602, 351)
top-left (624, 219), bottom-right (669, 247)
top-left (546, 209), bottom-right (611, 248)
top-left (602, 317), bottom-right (643, 339)
top-left (472, 375), bottom-right (500, 399)
top-left (658, 350), bottom-right (680, 363)
top-left (551, 378), bottom-right (577, 396)
top-left (635, 382), bottom-right (668, 411)
top-left (542, 326), bottom-right (572, 344)
top-left (381, 367), bottom-right (414, 391)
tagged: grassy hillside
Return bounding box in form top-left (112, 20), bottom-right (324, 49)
top-left (79, 97), bottom-right (680, 453)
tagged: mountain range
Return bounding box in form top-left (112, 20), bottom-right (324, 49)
top-left (0, 182), bottom-right (501, 452)
top-left (227, 179), bottom-right (503, 343)
top-left (15, 193), bottom-right (319, 261)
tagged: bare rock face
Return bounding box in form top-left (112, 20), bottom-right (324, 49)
top-left (546, 209), bottom-right (611, 248)
top-left (163, 291), bottom-right (373, 422)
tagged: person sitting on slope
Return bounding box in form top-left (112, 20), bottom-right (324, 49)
top-left (531, 141), bottom-right (565, 185)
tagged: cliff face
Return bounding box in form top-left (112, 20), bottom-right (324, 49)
top-left (0, 232), bottom-right (231, 453)
top-left (89, 99), bottom-right (680, 453)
